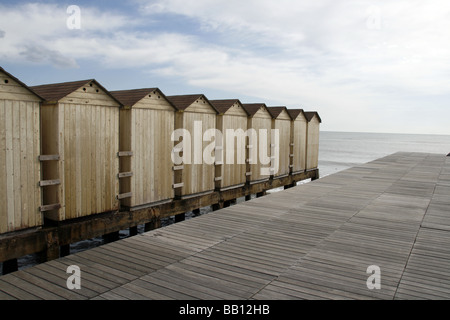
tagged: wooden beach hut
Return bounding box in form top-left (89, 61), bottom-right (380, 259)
top-left (31, 79), bottom-right (122, 222)
top-left (287, 109), bottom-right (308, 174)
top-left (210, 99), bottom-right (249, 191)
top-left (241, 103), bottom-right (272, 184)
top-left (267, 106), bottom-right (292, 178)
top-left (166, 94), bottom-right (219, 199)
top-left (0, 67), bottom-right (43, 234)
top-left (110, 88), bottom-right (177, 209)
top-left (304, 111), bottom-right (322, 171)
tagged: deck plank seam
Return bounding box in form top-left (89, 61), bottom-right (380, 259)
top-left (393, 155), bottom-right (447, 299)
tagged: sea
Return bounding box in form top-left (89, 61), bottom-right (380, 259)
top-left (2, 131), bottom-right (450, 273)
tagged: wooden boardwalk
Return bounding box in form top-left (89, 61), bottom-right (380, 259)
top-left (0, 152), bottom-right (449, 300)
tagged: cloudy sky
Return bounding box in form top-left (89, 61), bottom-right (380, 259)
top-left (1, 0), bottom-right (449, 134)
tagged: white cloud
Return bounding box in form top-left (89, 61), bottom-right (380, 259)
top-left (1, 1), bottom-right (449, 134)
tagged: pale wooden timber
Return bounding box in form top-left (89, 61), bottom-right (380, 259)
top-left (0, 67), bottom-right (43, 234)
top-left (304, 111), bottom-right (321, 171)
top-left (267, 106), bottom-right (292, 178)
top-left (242, 104), bottom-right (272, 184)
top-left (167, 95), bottom-right (218, 198)
top-left (287, 109), bottom-right (308, 174)
top-left (210, 99), bottom-right (249, 191)
top-left (31, 79), bottom-right (122, 222)
top-left (111, 88), bottom-right (176, 209)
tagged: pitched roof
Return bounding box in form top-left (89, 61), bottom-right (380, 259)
top-left (166, 94), bottom-right (219, 113)
top-left (287, 108), bottom-right (306, 120)
top-left (241, 103), bottom-right (269, 117)
top-left (0, 66), bottom-right (44, 100)
top-left (267, 106), bottom-right (291, 119)
top-left (209, 99), bottom-right (249, 116)
top-left (304, 111), bottom-right (322, 123)
top-left (30, 79), bottom-right (122, 105)
top-left (110, 88), bottom-right (176, 109)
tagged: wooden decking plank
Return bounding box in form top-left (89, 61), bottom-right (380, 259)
top-left (1, 273), bottom-right (65, 300)
top-left (117, 281), bottom-right (176, 300)
top-left (0, 289), bottom-right (16, 300)
top-left (142, 270), bottom-right (240, 300)
top-left (23, 265), bottom-right (96, 299)
top-left (156, 264), bottom-right (258, 299)
top-left (133, 275), bottom-right (199, 300)
top-left (75, 249), bottom-right (144, 278)
top-left (101, 242), bottom-right (172, 270)
top-left (186, 255), bottom-right (276, 282)
top-left (254, 283), bottom-right (331, 300)
top-left (193, 250), bottom-right (280, 277)
top-left (130, 235), bottom-right (198, 258)
top-left (34, 261), bottom-right (111, 295)
top-left (175, 258), bottom-right (270, 289)
top-left (46, 259), bottom-right (118, 291)
top-left (98, 290), bottom-right (132, 300)
top-left (56, 254), bottom-right (136, 285)
top-left (108, 240), bottom-right (180, 265)
top-left (195, 246), bottom-right (290, 273)
top-left (0, 278), bottom-right (40, 300)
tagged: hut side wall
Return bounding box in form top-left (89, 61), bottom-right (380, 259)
top-left (0, 74), bottom-right (42, 233)
top-left (216, 105), bottom-right (248, 189)
top-left (121, 96), bottom-right (175, 207)
top-left (59, 102), bottom-right (120, 220)
top-left (247, 110), bottom-right (272, 183)
top-left (40, 83), bottom-right (121, 221)
top-left (292, 116), bottom-right (307, 173)
top-left (306, 116), bottom-right (320, 170)
top-left (177, 111), bottom-right (216, 196)
top-left (272, 110), bottom-right (291, 177)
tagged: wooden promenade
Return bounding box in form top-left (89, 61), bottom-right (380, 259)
top-left (0, 152), bottom-right (449, 300)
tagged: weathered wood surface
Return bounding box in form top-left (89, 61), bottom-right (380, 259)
top-left (0, 70), bottom-right (42, 234)
top-left (1, 152), bottom-right (449, 300)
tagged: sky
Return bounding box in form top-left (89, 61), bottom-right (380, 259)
top-left (1, 0), bottom-right (449, 135)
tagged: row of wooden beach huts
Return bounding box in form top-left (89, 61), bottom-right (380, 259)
top-left (0, 66), bottom-right (321, 235)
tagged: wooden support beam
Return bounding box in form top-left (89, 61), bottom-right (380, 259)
top-left (118, 172), bottom-right (133, 178)
top-left (39, 179), bottom-right (61, 187)
top-left (117, 192), bottom-right (133, 200)
top-left (40, 203), bottom-right (61, 212)
top-left (39, 155), bottom-right (60, 161)
top-left (117, 151), bottom-right (133, 157)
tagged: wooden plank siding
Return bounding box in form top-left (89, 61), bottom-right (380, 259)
top-left (211, 100), bottom-right (248, 191)
top-left (168, 95), bottom-right (218, 198)
top-left (242, 104), bottom-right (272, 184)
top-left (112, 89), bottom-right (176, 208)
top-left (288, 109), bottom-right (308, 174)
top-left (34, 80), bottom-right (121, 221)
top-left (305, 112), bottom-right (321, 171)
top-left (268, 107), bottom-right (292, 178)
top-left (0, 69), bottom-right (42, 234)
